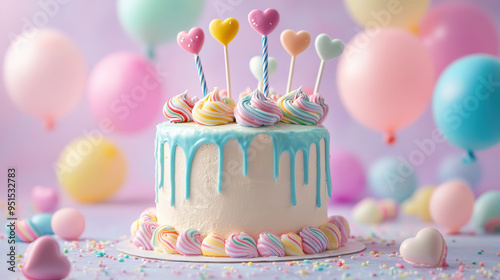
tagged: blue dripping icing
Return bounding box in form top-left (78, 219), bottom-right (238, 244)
top-left (155, 123), bottom-right (331, 208)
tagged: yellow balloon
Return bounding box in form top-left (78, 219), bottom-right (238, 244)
top-left (209, 17), bottom-right (239, 46)
top-left (402, 186), bottom-right (435, 221)
top-left (344, 0), bottom-right (430, 32)
top-left (56, 137), bottom-right (127, 203)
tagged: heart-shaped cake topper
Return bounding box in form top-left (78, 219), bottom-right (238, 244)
top-left (209, 18), bottom-right (239, 46)
top-left (249, 56), bottom-right (278, 81)
top-left (177, 27), bottom-right (205, 55)
top-left (248, 8), bottom-right (280, 36)
top-left (280, 30), bottom-right (311, 57)
top-left (22, 236), bottom-right (71, 280)
top-left (315, 33), bottom-right (344, 61)
top-left (400, 227), bottom-right (448, 268)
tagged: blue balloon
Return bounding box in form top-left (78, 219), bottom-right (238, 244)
top-left (368, 157), bottom-right (417, 202)
top-left (433, 55), bottom-right (500, 157)
top-left (438, 154), bottom-right (482, 189)
top-left (31, 213), bottom-right (54, 235)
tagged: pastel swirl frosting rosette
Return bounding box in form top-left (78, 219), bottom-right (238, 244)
top-left (299, 226), bottom-right (328, 254)
top-left (328, 215), bottom-right (350, 246)
top-left (139, 207), bottom-right (157, 224)
top-left (163, 91), bottom-right (199, 123)
top-left (225, 232), bottom-right (259, 258)
top-left (280, 232), bottom-right (305, 256)
top-left (16, 219), bottom-right (42, 243)
top-left (130, 219), bottom-right (140, 238)
top-left (277, 87), bottom-right (324, 125)
top-left (132, 221), bottom-right (158, 250)
top-left (257, 232), bottom-right (285, 257)
top-left (192, 87), bottom-right (235, 126)
top-left (319, 223), bottom-right (341, 250)
top-left (176, 228), bottom-right (202, 256)
top-left (309, 93), bottom-right (329, 124)
top-left (151, 225), bottom-right (179, 254)
top-left (201, 232), bottom-right (227, 257)
top-left (234, 89), bottom-right (283, 127)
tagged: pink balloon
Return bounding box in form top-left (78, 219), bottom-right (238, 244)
top-left (419, 2), bottom-right (499, 76)
top-left (329, 150), bottom-right (366, 204)
top-left (87, 52), bottom-right (164, 133)
top-left (429, 180), bottom-right (475, 234)
top-left (337, 28), bottom-right (434, 144)
top-left (3, 29), bottom-right (86, 130)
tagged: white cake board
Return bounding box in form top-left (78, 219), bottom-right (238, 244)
top-left (116, 239), bottom-right (366, 263)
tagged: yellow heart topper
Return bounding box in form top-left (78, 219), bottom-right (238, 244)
top-left (209, 18), bottom-right (239, 46)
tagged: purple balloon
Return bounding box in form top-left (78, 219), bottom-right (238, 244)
top-left (329, 150), bottom-right (366, 204)
top-left (419, 1), bottom-right (499, 76)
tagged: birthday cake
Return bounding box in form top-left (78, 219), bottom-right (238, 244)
top-left (129, 8), bottom-right (350, 258)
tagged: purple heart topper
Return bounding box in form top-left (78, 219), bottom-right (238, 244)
top-left (248, 8), bottom-right (280, 36)
top-left (177, 27), bottom-right (205, 55)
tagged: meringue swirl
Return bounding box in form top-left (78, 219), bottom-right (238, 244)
top-left (163, 91), bottom-right (198, 123)
top-left (192, 87), bottom-right (235, 126)
top-left (201, 232), bottom-right (227, 257)
top-left (319, 223), bottom-right (341, 250)
top-left (328, 215), bottom-right (350, 246)
top-left (176, 228), bottom-right (202, 256)
top-left (225, 232), bottom-right (259, 258)
top-left (257, 232), bottom-right (285, 257)
top-left (299, 226), bottom-right (328, 254)
top-left (151, 225), bottom-right (179, 254)
top-left (234, 89), bottom-right (283, 127)
top-left (280, 232), bottom-right (305, 256)
top-left (309, 93), bottom-right (329, 124)
top-left (132, 221), bottom-right (158, 250)
top-left (277, 87), bottom-right (324, 125)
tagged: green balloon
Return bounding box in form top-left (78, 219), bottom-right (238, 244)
top-left (117, 0), bottom-right (204, 50)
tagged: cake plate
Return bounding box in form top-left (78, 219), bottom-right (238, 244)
top-left (117, 239), bottom-right (366, 263)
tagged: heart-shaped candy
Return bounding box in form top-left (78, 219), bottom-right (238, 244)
top-left (400, 227), bottom-right (447, 268)
top-left (280, 30), bottom-right (311, 57)
top-left (248, 8), bottom-right (280, 36)
top-left (315, 33), bottom-right (344, 61)
top-left (249, 56), bottom-right (278, 81)
top-left (32, 185), bottom-right (59, 213)
top-left (209, 18), bottom-right (239, 46)
top-left (22, 236), bottom-right (71, 280)
top-left (177, 27), bottom-right (205, 55)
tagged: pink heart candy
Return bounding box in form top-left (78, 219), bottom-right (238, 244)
top-left (22, 236), bottom-right (70, 280)
top-left (400, 227), bottom-right (448, 268)
top-left (248, 8), bottom-right (280, 36)
top-left (32, 185), bottom-right (59, 213)
top-left (177, 27), bottom-right (205, 55)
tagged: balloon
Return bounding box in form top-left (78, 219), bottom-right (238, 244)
top-left (433, 55), bottom-right (500, 158)
top-left (473, 191), bottom-right (500, 234)
top-left (117, 0), bottom-right (204, 57)
top-left (3, 29), bottom-right (86, 130)
top-left (328, 150), bottom-right (365, 203)
top-left (438, 154), bottom-right (482, 189)
top-left (56, 137), bottom-right (127, 203)
top-left (402, 186), bottom-right (434, 222)
top-left (337, 28), bottom-right (434, 144)
top-left (419, 2), bottom-right (499, 76)
top-left (429, 180), bottom-right (474, 234)
top-left (344, 0), bottom-right (430, 32)
top-left (87, 52), bottom-right (163, 134)
top-left (368, 156), bottom-right (417, 202)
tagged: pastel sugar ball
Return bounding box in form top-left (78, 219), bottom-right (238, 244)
top-left (31, 213), bottom-right (54, 235)
top-left (402, 186), bottom-right (435, 221)
top-left (429, 180), bottom-right (475, 234)
top-left (473, 191), bottom-right (500, 233)
top-left (51, 208), bottom-right (85, 240)
top-left (329, 150), bottom-right (366, 203)
top-left (368, 157), bottom-right (417, 202)
top-left (31, 185), bottom-right (59, 213)
top-left (438, 154), bottom-right (481, 189)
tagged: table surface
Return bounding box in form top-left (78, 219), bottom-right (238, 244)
top-left (2, 201), bottom-right (499, 280)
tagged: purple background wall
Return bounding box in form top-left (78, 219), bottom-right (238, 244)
top-left (1, 0), bottom-right (499, 203)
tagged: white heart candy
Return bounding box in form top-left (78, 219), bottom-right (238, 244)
top-left (249, 56), bottom-right (277, 82)
top-left (400, 227), bottom-right (447, 268)
top-left (315, 33), bottom-right (344, 61)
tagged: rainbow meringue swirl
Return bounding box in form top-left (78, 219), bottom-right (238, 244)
top-left (151, 225), bottom-right (179, 254)
top-left (201, 232), bottom-right (227, 257)
top-left (16, 219), bottom-right (42, 243)
top-left (309, 93), bottom-right (329, 124)
top-left (132, 221), bottom-right (158, 250)
top-left (225, 232), bottom-right (259, 258)
top-left (299, 226), bottom-right (328, 254)
top-left (192, 88), bottom-right (235, 126)
top-left (163, 91), bottom-right (198, 123)
top-left (257, 232), bottom-right (285, 257)
top-left (176, 228), bottom-right (202, 256)
top-left (234, 89), bottom-right (283, 127)
top-left (130, 219), bottom-right (140, 238)
top-left (319, 223), bottom-right (341, 250)
top-left (277, 87), bottom-right (324, 125)
top-left (280, 232), bottom-right (305, 256)
top-left (328, 215), bottom-right (350, 246)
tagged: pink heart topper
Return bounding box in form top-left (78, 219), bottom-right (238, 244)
top-left (248, 8), bottom-right (280, 36)
top-left (177, 27), bottom-right (205, 55)
top-left (22, 236), bottom-right (71, 280)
